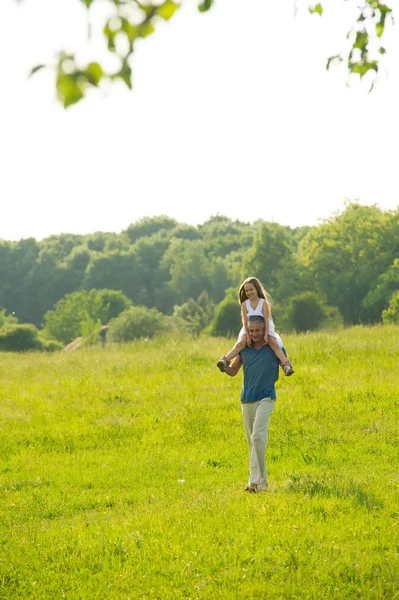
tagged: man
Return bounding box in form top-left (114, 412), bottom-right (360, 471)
top-left (223, 315), bottom-right (281, 493)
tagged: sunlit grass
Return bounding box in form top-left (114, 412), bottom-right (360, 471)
top-left (0, 326), bottom-right (398, 599)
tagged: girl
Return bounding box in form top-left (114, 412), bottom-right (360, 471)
top-left (217, 277), bottom-right (294, 376)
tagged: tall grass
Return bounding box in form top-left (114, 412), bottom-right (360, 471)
top-left (0, 326), bottom-right (398, 599)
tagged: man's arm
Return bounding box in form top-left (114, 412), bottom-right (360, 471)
top-left (225, 354), bottom-right (242, 377)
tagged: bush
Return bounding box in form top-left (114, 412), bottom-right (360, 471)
top-left (209, 295), bottom-right (240, 337)
top-left (0, 309), bottom-right (18, 328)
top-left (41, 339), bottom-right (64, 352)
top-left (382, 290), bottom-right (399, 324)
top-left (287, 292), bottom-right (325, 333)
top-left (108, 306), bottom-right (166, 342)
top-left (44, 289), bottom-right (132, 344)
top-left (0, 324), bottom-right (44, 352)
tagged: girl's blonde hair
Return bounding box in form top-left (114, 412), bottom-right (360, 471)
top-left (239, 277), bottom-right (272, 316)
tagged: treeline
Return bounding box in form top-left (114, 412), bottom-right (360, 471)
top-left (1, 203), bottom-right (399, 340)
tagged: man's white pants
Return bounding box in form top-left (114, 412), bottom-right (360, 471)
top-left (242, 398), bottom-right (275, 490)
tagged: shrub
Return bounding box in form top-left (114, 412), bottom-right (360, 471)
top-left (287, 292), bottom-right (325, 333)
top-left (44, 289), bottom-right (132, 344)
top-left (209, 295), bottom-right (240, 337)
top-left (108, 306), bottom-right (166, 342)
top-left (41, 339), bottom-right (64, 352)
top-left (0, 324), bottom-right (44, 352)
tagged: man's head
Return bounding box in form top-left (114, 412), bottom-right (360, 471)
top-left (247, 315), bottom-right (265, 345)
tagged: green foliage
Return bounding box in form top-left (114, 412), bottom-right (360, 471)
top-left (0, 237), bottom-right (40, 322)
top-left (320, 304), bottom-right (344, 331)
top-left (80, 314), bottom-right (102, 339)
top-left (287, 292), bottom-right (326, 332)
top-left (2, 206), bottom-right (399, 336)
top-left (173, 290), bottom-right (214, 337)
top-left (0, 324), bottom-right (44, 352)
top-left (242, 222), bottom-right (293, 298)
top-left (50, 2), bottom-right (180, 107)
top-left (361, 258), bottom-right (399, 323)
top-left (315, 0), bottom-right (393, 87)
top-left (41, 338), bottom-right (64, 352)
top-left (299, 203), bottom-right (397, 324)
top-left (198, 0), bottom-right (214, 12)
top-left (27, 1), bottom-right (395, 106)
top-left (382, 290), bottom-right (399, 324)
top-left (125, 216), bottom-right (177, 244)
top-left (198, 215), bottom-right (254, 258)
top-left (44, 289), bottom-right (131, 344)
top-left (209, 294), bottom-right (240, 337)
top-left (0, 309), bottom-right (18, 328)
top-left (39, 233), bottom-right (84, 262)
top-left (309, 4), bottom-right (323, 16)
top-left (107, 306), bottom-right (166, 341)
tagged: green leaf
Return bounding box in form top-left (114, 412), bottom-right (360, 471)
top-left (137, 21), bottom-right (155, 39)
top-left (376, 23), bottom-right (384, 37)
top-left (349, 60), bottom-right (378, 78)
top-left (156, 1), bottom-right (180, 20)
top-left (85, 62), bottom-right (103, 86)
top-left (326, 54), bottom-right (342, 71)
top-left (353, 30), bottom-right (368, 51)
top-left (56, 73), bottom-right (84, 108)
top-left (116, 61), bottom-right (133, 89)
top-left (308, 3), bottom-right (323, 16)
top-left (198, 0), bottom-right (214, 12)
top-left (29, 64), bottom-right (45, 78)
top-left (104, 22), bottom-right (117, 52)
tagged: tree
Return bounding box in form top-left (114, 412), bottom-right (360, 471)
top-left (26, 1), bottom-right (394, 107)
top-left (83, 250), bottom-right (144, 302)
top-left (173, 291), bottom-right (214, 337)
top-left (125, 216), bottom-right (177, 244)
top-left (361, 258), bottom-right (399, 323)
top-left (382, 291), bottom-right (399, 324)
top-left (242, 222), bottom-right (293, 298)
top-left (162, 239), bottom-right (213, 303)
top-left (299, 203), bottom-right (396, 324)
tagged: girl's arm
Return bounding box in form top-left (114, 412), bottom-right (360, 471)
top-left (262, 301), bottom-right (270, 341)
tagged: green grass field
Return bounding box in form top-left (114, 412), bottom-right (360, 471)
top-left (0, 326), bottom-right (398, 599)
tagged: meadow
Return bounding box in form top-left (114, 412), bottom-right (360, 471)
top-left (0, 326), bottom-right (398, 599)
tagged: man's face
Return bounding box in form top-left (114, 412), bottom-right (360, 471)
top-left (248, 322), bottom-right (265, 343)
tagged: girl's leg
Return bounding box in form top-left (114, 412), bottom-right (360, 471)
top-left (267, 336), bottom-right (295, 376)
top-left (217, 336), bottom-right (247, 372)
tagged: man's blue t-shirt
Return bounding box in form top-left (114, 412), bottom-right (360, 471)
top-left (239, 345), bottom-right (280, 403)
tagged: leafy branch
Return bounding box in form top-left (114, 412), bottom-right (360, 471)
top-left (27, 0), bottom-right (393, 107)
top-left (29, 0), bottom-right (213, 108)
top-left (310, 1), bottom-right (394, 87)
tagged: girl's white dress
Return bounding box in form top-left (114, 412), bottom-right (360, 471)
top-left (238, 298), bottom-right (283, 348)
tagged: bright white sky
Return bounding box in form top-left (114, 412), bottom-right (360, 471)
top-left (0, 0), bottom-right (398, 241)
